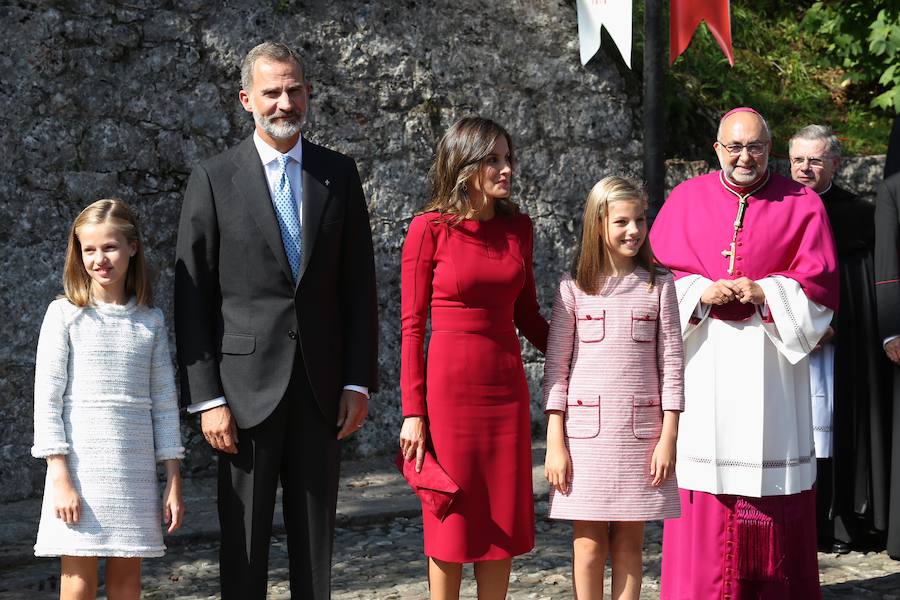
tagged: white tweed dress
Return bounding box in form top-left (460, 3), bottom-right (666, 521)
top-left (32, 298), bottom-right (184, 558)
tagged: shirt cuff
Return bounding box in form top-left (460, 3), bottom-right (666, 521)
top-left (343, 385), bottom-right (369, 398)
top-left (187, 396), bottom-right (227, 414)
top-left (885, 335), bottom-right (900, 348)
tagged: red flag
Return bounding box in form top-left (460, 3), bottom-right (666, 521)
top-left (670, 0), bottom-right (734, 66)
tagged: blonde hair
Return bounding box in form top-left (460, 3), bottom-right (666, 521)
top-left (420, 117), bottom-right (520, 222)
top-left (572, 176), bottom-right (661, 294)
top-left (63, 198), bottom-right (153, 307)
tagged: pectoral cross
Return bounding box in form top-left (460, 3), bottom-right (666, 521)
top-left (721, 198), bottom-right (748, 275)
top-left (721, 241), bottom-right (737, 275)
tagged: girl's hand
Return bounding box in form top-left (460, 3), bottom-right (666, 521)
top-left (53, 477), bottom-right (81, 524)
top-left (544, 444), bottom-right (572, 495)
top-left (650, 437), bottom-right (676, 487)
top-left (163, 460), bottom-right (184, 533)
top-left (47, 455), bottom-right (80, 524)
top-left (399, 417), bottom-right (427, 473)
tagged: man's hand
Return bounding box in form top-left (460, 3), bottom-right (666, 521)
top-left (730, 277), bottom-right (766, 305)
top-left (201, 405), bottom-right (238, 454)
top-left (700, 280), bottom-right (738, 305)
top-left (399, 416), bottom-right (427, 473)
top-left (813, 326), bottom-right (835, 353)
top-left (886, 338), bottom-right (900, 365)
top-left (336, 389), bottom-right (369, 440)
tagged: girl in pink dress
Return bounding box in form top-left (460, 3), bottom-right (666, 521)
top-left (543, 176), bottom-right (684, 599)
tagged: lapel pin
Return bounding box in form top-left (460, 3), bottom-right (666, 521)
top-left (325, 179), bottom-right (330, 187)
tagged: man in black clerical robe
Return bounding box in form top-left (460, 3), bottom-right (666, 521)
top-left (790, 124), bottom-right (890, 553)
top-left (876, 115), bottom-right (900, 559)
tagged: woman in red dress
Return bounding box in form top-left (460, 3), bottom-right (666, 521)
top-left (399, 117), bottom-right (549, 599)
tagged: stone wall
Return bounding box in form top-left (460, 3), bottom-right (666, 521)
top-left (1, 1), bottom-right (888, 503)
top-left (0, 0), bottom-right (643, 501)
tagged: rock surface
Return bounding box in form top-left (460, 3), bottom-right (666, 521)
top-left (0, 1), bottom-right (887, 502)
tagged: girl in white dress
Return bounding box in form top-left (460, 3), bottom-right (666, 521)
top-left (32, 198), bottom-right (184, 599)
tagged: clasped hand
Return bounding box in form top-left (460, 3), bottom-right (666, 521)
top-left (701, 278), bottom-right (765, 306)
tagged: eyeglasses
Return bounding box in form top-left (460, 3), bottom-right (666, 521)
top-left (717, 141), bottom-right (768, 157)
top-left (789, 156), bottom-right (827, 168)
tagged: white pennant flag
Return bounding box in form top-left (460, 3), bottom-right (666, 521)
top-left (576, 0), bottom-right (633, 68)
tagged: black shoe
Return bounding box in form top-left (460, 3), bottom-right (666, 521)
top-left (831, 541), bottom-right (851, 555)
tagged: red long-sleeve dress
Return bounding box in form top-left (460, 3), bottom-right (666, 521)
top-left (400, 211), bottom-right (548, 562)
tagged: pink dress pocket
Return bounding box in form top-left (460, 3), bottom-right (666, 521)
top-left (632, 394), bottom-right (663, 439)
top-left (565, 397), bottom-right (600, 439)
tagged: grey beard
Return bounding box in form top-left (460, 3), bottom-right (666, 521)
top-left (255, 112), bottom-right (304, 139)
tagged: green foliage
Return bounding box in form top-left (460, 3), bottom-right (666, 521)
top-left (803, 1), bottom-right (900, 113)
top-left (642, 0), bottom-right (893, 157)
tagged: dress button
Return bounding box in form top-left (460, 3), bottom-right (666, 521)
top-left (737, 241), bottom-right (743, 247)
top-left (585, 315), bottom-right (592, 320)
top-left (577, 400), bottom-right (583, 405)
top-left (288, 330), bottom-right (298, 339)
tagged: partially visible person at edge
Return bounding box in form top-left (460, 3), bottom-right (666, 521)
top-left (789, 124), bottom-right (890, 555)
top-left (175, 41), bottom-right (378, 599)
top-left (398, 117), bottom-right (549, 599)
top-left (543, 176), bottom-right (684, 600)
top-left (651, 107), bottom-right (838, 599)
top-left (876, 114), bottom-right (900, 560)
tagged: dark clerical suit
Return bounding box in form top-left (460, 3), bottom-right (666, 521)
top-left (175, 134), bottom-right (378, 598)
top-left (876, 172), bottom-right (900, 558)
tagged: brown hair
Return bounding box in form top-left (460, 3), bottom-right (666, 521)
top-left (571, 176), bottom-right (661, 294)
top-left (63, 198), bottom-right (152, 307)
top-left (420, 117), bottom-right (520, 222)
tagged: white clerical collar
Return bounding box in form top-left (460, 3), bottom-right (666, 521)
top-left (818, 182), bottom-right (833, 196)
top-left (253, 131), bottom-right (303, 167)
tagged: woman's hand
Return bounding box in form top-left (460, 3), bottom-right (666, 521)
top-left (47, 455), bottom-right (80, 524)
top-left (399, 417), bottom-right (427, 473)
top-left (163, 459), bottom-right (184, 533)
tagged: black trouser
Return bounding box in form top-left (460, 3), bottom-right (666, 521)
top-left (217, 355), bottom-right (341, 600)
top-left (816, 457), bottom-right (852, 546)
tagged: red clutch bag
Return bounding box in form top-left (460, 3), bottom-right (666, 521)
top-left (394, 449), bottom-right (460, 521)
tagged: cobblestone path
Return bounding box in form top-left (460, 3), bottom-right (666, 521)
top-left (5, 509), bottom-right (900, 599)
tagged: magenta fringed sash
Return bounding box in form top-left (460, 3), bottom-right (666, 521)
top-left (735, 496), bottom-right (783, 580)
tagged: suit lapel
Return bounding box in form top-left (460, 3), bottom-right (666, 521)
top-left (299, 138), bottom-right (330, 282)
top-left (231, 136), bottom-right (295, 286)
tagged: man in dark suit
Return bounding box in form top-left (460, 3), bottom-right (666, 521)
top-left (175, 41), bottom-right (378, 599)
top-left (876, 167), bottom-right (900, 559)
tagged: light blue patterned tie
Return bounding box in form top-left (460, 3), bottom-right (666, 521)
top-left (272, 155), bottom-right (302, 282)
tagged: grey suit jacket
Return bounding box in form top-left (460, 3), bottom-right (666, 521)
top-left (174, 135), bottom-right (379, 428)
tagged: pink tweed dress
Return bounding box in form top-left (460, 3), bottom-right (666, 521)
top-left (543, 267), bottom-right (684, 521)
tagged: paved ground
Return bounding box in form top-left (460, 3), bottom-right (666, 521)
top-left (3, 446), bottom-right (899, 599)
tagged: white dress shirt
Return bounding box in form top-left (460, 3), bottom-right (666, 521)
top-left (188, 133), bottom-right (367, 414)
